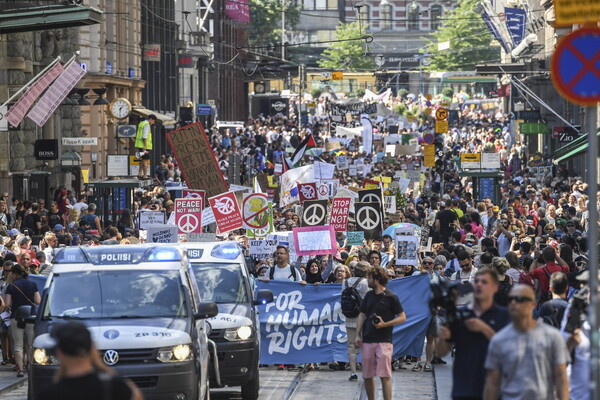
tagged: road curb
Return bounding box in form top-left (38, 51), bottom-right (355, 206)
top-left (0, 376), bottom-right (26, 396)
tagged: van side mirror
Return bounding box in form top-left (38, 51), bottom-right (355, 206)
top-left (195, 302), bottom-right (218, 319)
top-left (254, 289), bottom-right (273, 305)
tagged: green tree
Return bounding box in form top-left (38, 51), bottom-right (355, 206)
top-left (424, 0), bottom-right (500, 71)
top-left (318, 22), bottom-right (376, 72)
top-left (248, 0), bottom-right (300, 48)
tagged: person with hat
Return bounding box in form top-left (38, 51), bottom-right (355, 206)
top-left (135, 114), bottom-right (157, 180)
top-left (165, 199), bottom-right (174, 220)
top-left (41, 321), bottom-right (143, 400)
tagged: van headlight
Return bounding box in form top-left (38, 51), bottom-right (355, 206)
top-left (157, 344), bottom-right (192, 362)
top-left (33, 348), bottom-right (59, 365)
top-left (224, 325), bottom-right (253, 341)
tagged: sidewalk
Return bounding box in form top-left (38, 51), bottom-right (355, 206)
top-left (0, 363), bottom-right (27, 396)
top-left (433, 353), bottom-right (453, 400)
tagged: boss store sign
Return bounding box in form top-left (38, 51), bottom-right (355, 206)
top-left (34, 139), bottom-right (59, 160)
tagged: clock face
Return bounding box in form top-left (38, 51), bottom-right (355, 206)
top-left (255, 83), bottom-right (265, 94)
top-left (110, 99), bottom-right (131, 119)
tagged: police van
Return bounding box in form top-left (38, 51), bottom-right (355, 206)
top-left (179, 241), bottom-right (273, 400)
top-left (23, 245), bottom-right (219, 400)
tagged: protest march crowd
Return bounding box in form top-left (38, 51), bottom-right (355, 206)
top-left (0, 91), bottom-right (597, 400)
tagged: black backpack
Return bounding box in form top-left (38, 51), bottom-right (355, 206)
top-left (269, 266), bottom-right (297, 281)
top-left (21, 213), bottom-right (35, 233)
top-left (341, 278), bottom-right (364, 318)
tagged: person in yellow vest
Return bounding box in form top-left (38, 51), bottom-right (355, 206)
top-left (135, 114), bottom-right (157, 179)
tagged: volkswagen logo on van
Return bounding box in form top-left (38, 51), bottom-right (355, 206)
top-left (103, 350), bottom-right (119, 366)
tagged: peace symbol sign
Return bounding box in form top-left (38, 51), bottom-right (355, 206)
top-left (362, 193), bottom-right (381, 205)
top-left (214, 196), bottom-right (235, 215)
top-left (357, 206), bottom-right (380, 231)
top-left (318, 185), bottom-right (329, 196)
top-left (178, 214), bottom-right (199, 233)
top-left (303, 203), bottom-right (326, 225)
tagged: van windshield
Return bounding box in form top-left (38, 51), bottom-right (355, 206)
top-left (191, 263), bottom-right (248, 304)
top-left (43, 270), bottom-right (188, 319)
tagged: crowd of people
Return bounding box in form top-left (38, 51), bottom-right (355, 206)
top-left (0, 90), bottom-right (596, 400)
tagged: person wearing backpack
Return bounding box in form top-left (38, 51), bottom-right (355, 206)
top-left (21, 202), bottom-right (42, 236)
top-left (539, 271), bottom-right (569, 328)
top-left (341, 261), bottom-right (370, 381)
top-left (529, 246), bottom-right (570, 304)
top-left (262, 246), bottom-right (305, 283)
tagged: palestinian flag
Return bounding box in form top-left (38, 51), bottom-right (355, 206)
top-left (291, 134), bottom-right (317, 167)
top-left (282, 157), bottom-right (292, 174)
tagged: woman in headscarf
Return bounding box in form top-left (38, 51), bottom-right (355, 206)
top-left (304, 259), bottom-right (324, 284)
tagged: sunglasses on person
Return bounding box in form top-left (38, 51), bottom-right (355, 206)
top-left (423, 261), bottom-right (433, 265)
top-left (394, 270), bottom-right (405, 275)
top-left (508, 296), bottom-right (533, 303)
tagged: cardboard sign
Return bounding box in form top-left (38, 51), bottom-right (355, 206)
top-left (384, 196), bottom-right (397, 214)
top-left (146, 225), bottom-right (178, 243)
top-left (330, 198), bottom-right (351, 231)
top-left (292, 226), bottom-right (337, 256)
top-left (138, 210), bottom-right (165, 230)
top-left (208, 191), bottom-right (243, 233)
top-left (354, 202), bottom-right (383, 240)
top-left (249, 238), bottom-right (279, 259)
top-left (301, 199), bottom-right (328, 227)
top-left (395, 235), bottom-right (419, 266)
top-left (175, 198), bottom-right (203, 235)
top-left (298, 182), bottom-right (318, 203)
top-left (346, 231), bottom-right (365, 246)
top-left (167, 122), bottom-right (228, 198)
top-left (423, 144), bottom-right (435, 167)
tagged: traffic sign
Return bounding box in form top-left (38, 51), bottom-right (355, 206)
top-left (423, 132), bottom-right (435, 144)
top-left (554, 0), bottom-right (600, 26)
top-left (175, 198), bottom-right (203, 235)
top-left (435, 119), bottom-right (448, 134)
top-left (551, 27), bottom-right (600, 105)
top-left (460, 153), bottom-right (481, 169)
top-left (435, 108), bottom-right (448, 120)
top-left (332, 72), bottom-right (344, 81)
top-left (196, 104), bottom-right (212, 115)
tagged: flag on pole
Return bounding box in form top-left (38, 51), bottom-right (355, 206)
top-left (291, 134), bottom-right (317, 167)
top-left (282, 157), bottom-right (292, 174)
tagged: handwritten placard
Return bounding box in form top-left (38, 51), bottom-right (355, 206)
top-left (346, 231), bottom-right (365, 246)
top-left (292, 226), bottom-right (337, 256)
top-left (146, 225), bottom-right (177, 243)
top-left (138, 210), bottom-right (165, 230)
top-left (167, 123), bottom-right (228, 198)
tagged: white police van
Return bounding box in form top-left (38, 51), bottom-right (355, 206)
top-left (179, 241), bottom-right (273, 400)
top-left (24, 245), bottom-right (219, 400)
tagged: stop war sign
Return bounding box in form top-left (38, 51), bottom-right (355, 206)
top-left (330, 198), bottom-right (351, 231)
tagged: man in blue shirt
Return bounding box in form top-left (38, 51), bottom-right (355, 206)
top-left (436, 268), bottom-right (510, 400)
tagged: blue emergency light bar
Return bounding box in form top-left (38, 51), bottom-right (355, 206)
top-left (210, 242), bottom-right (241, 260)
top-left (53, 246), bottom-right (181, 265)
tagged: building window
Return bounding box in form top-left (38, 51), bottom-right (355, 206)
top-left (407, 2), bottom-right (419, 31)
top-left (431, 4), bottom-right (442, 30)
top-left (303, 0), bottom-right (315, 10)
top-left (304, 0), bottom-right (337, 9)
top-left (381, 4), bottom-right (392, 30)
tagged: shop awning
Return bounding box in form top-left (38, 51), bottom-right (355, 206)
top-left (553, 142), bottom-right (588, 164)
top-left (132, 106), bottom-right (176, 126)
top-left (0, 5), bottom-right (102, 34)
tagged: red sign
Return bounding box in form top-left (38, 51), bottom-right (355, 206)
top-left (175, 198), bottom-right (203, 235)
top-left (298, 182), bottom-right (318, 203)
top-left (551, 27), bottom-right (600, 106)
top-left (183, 189), bottom-right (206, 199)
top-left (330, 198), bottom-right (351, 231)
top-left (225, 0), bottom-right (250, 23)
top-left (208, 191), bottom-right (243, 233)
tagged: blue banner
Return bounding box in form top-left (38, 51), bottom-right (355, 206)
top-left (481, 10), bottom-right (511, 53)
top-left (504, 8), bottom-right (526, 47)
top-left (257, 274), bottom-right (431, 364)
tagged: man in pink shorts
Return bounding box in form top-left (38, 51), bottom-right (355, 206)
top-left (355, 266), bottom-right (406, 400)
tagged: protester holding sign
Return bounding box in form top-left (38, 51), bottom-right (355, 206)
top-left (355, 267), bottom-right (406, 400)
top-left (261, 245), bottom-right (305, 284)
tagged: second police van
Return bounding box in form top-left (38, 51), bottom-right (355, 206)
top-left (21, 245), bottom-right (219, 400)
top-left (179, 241), bottom-right (273, 400)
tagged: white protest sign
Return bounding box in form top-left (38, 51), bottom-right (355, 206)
top-left (146, 225), bottom-right (178, 243)
top-left (395, 235), bottom-right (419, 266)
top-left (187, 232), bottom-right (217, 242)
top-left (384, 196), bottom-right (396, 214)
top-left (229, 184), bottom-right (253, 192)
top-left (201, 207), bottom-right (216, 227)
top-left (249, 238), bottom-right (279, 259)
top-left (336, 156), bottom-right (349, 170)
top-left (385, 144), bottom-right (397, 156)
top-left (313, 161), bottom-right (335, 179)
top-left (138, 210), bottom-right (165, 230)
top-left (399, 178), bottom-right (411, 193)
top-left (481, 152), bottom-right (501, 169)
top-left (349, 165), bottom-right (358, 176)
top-left (292, 226), bottom-right (337, 256)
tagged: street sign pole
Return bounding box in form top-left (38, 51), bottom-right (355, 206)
top-left (586, 105), bottom-right (599, 400)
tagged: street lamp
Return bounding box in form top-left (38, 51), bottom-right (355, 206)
top-left (60, 150), bottom-right (82, 168)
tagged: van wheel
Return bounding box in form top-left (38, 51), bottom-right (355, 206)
top-left (241, 370), bottom-right (259, 400)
